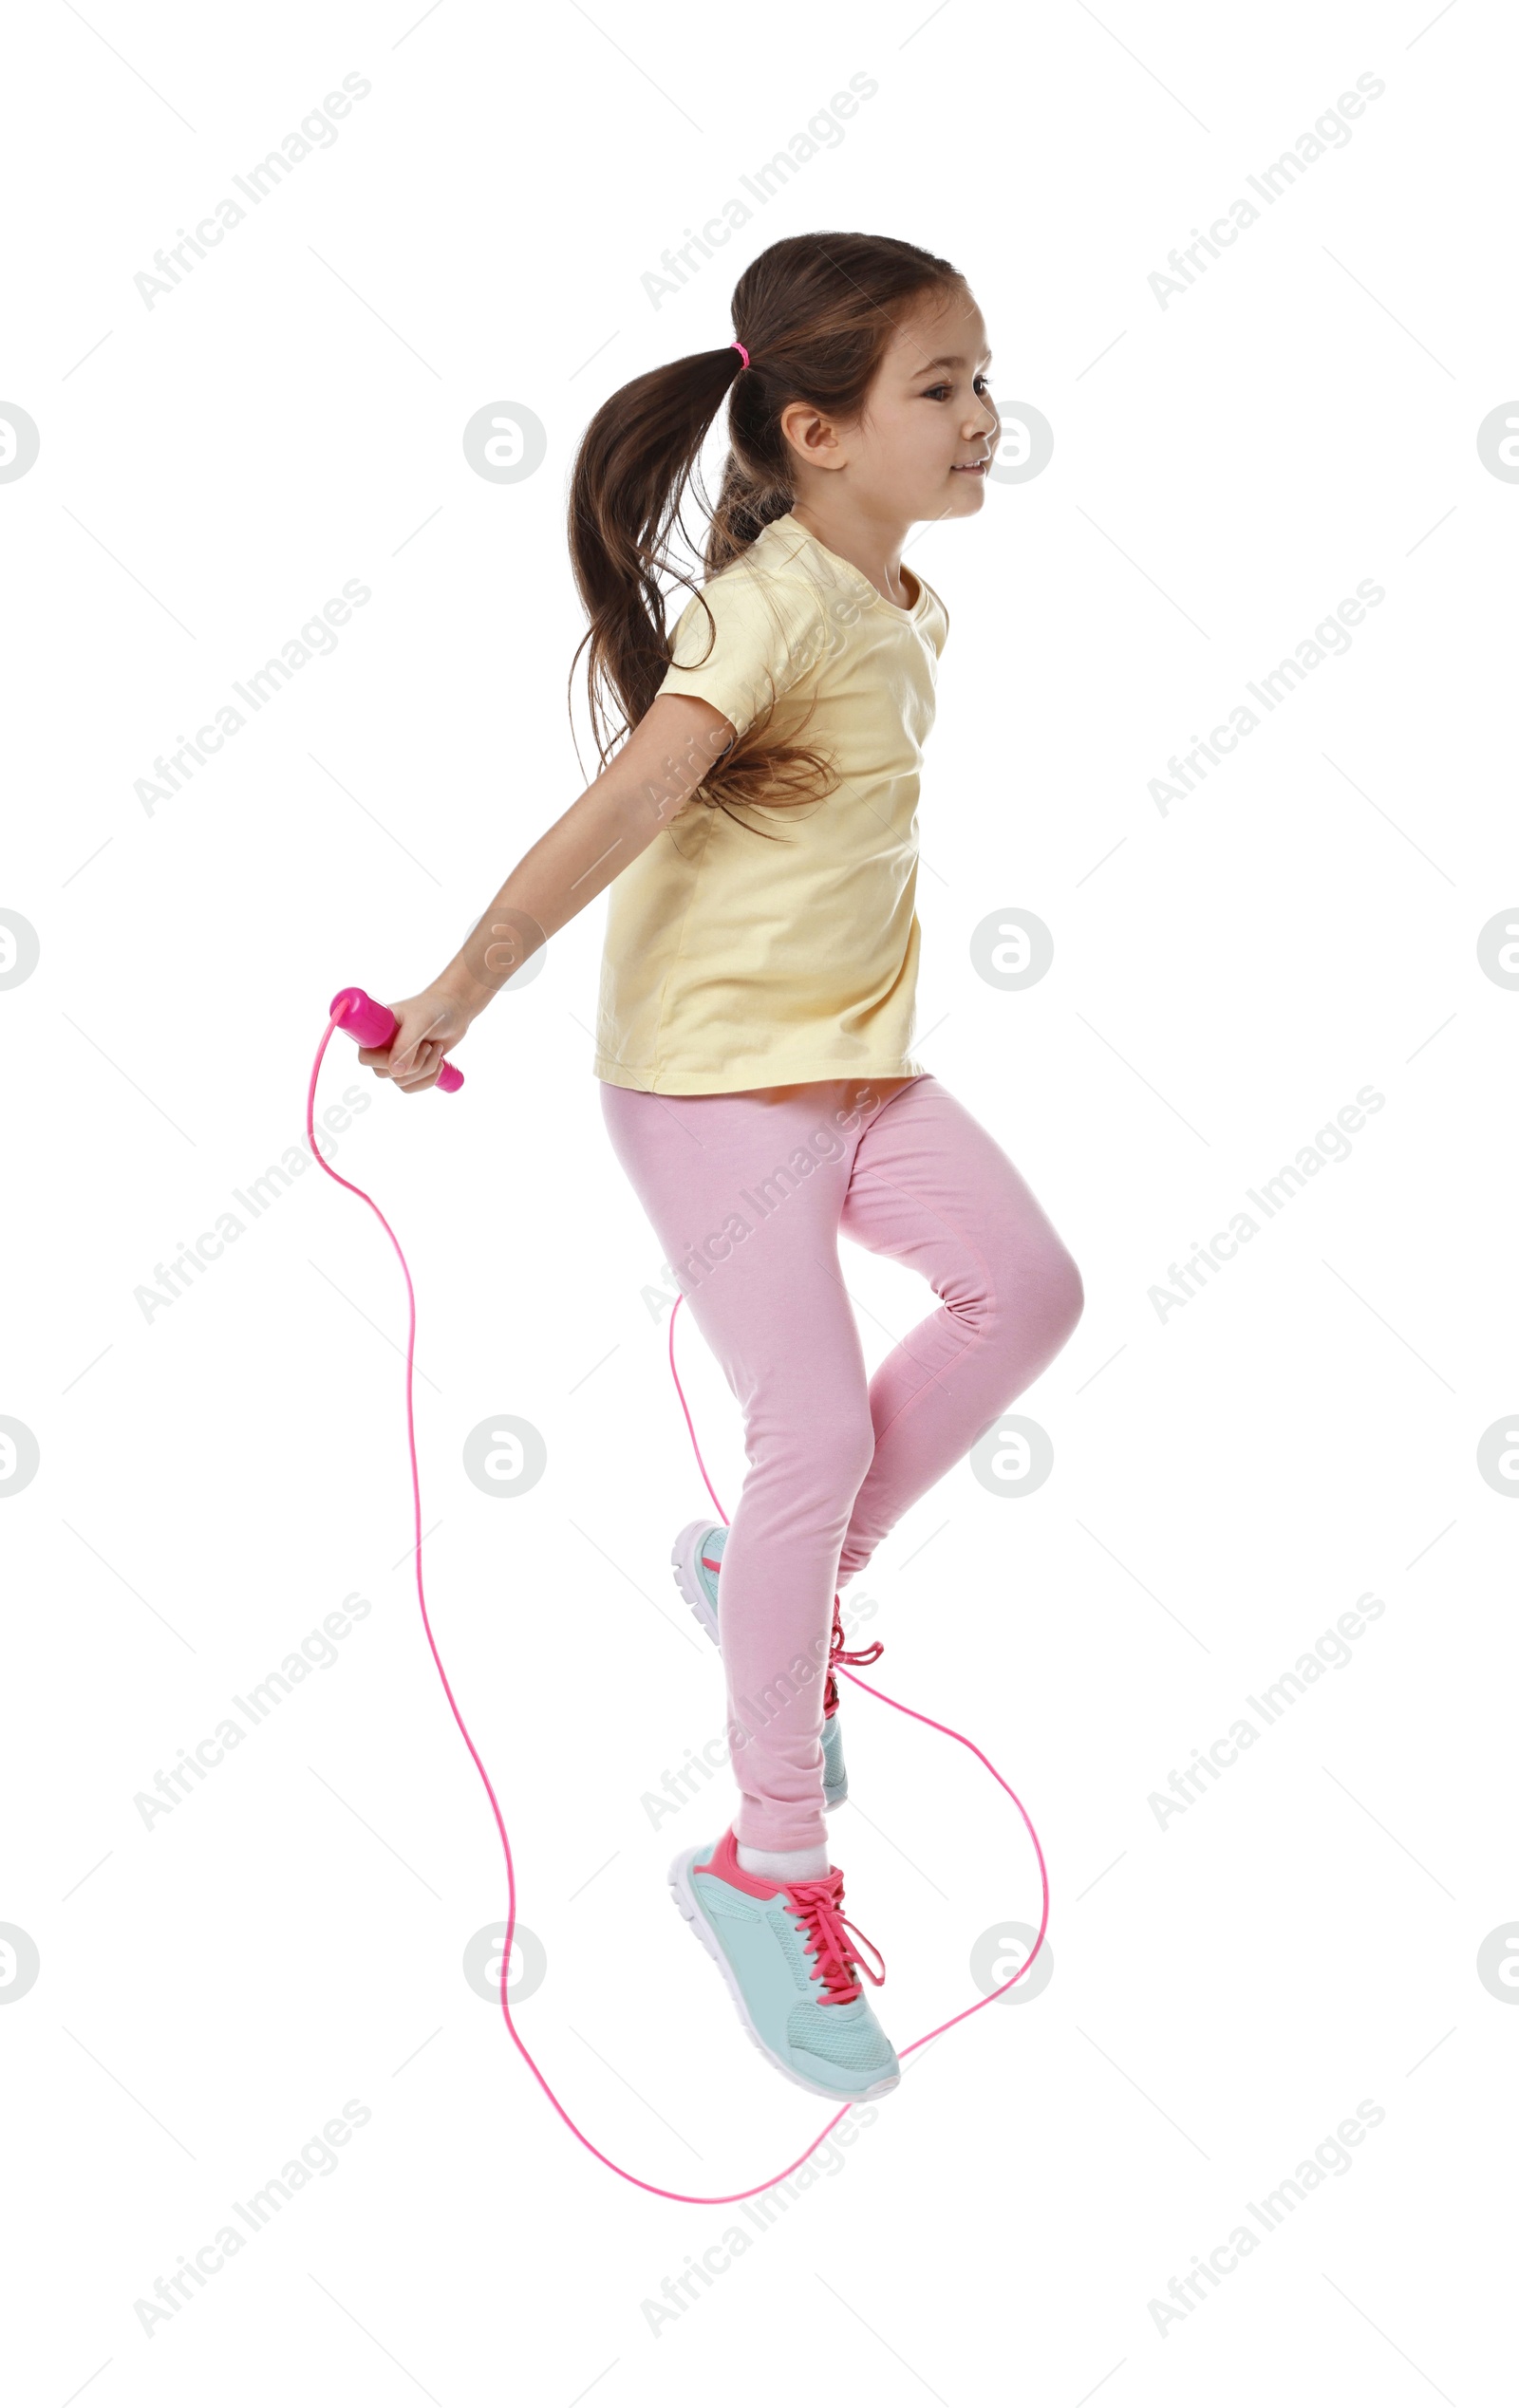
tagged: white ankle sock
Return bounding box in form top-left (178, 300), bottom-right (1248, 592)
top-left (738, 1839), bottom-right (829, 1881)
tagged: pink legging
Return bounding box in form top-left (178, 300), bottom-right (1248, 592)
top-left (599, 1073), bottom-right (1084, 1851)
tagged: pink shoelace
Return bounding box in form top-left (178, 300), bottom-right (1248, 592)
top-left (825, 1594), bottom-right (883, 1719)
top-left (782, 1867), bottom-right (887, 2004)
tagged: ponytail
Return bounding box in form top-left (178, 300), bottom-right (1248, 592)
top-left (567, 342), bottom-right (747, 775)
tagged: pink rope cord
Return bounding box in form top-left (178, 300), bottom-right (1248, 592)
top-left (309, 1017), bottom-right (1049, 2202)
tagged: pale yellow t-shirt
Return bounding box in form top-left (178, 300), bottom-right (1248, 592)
top-left (591, 510), bottom-right (949, 1094)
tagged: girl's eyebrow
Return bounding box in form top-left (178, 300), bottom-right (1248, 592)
top-left (917, 351), bottom-right (994, 371)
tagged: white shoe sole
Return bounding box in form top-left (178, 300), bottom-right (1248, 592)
top-left (669, 1520), bottom-right (849, 1810)
top-left (670, 1518), bottom-right (721, 1644)
top-left (666, 1841), bottom-right (900, 2105)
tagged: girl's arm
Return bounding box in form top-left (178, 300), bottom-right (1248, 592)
top-left (360, 693), bottom-right (734, 1091)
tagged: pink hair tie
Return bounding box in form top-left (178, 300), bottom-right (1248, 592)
top-left (730, 340), bottom-right (750, 368)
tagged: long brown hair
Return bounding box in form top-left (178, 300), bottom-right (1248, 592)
top-left (567, 231), bottom-right (965, 830)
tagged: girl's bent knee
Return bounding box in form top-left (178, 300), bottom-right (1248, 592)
top-left (1034, 1244), bottom-right (1084, 1361)
top-left (1055, 1247), bottom-right (1085, 1339)
top-left (991, 1235), bottom-right (1083, 1367)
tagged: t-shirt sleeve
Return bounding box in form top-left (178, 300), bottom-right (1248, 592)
top-left (655, 559), bottom-right (826, 740)
top-left (915, 572), bottom-right (949, 655)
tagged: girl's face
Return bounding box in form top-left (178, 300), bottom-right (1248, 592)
top-left (785, 284), bottom-right (1001, 526)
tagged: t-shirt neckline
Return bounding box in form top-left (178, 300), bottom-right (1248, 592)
top-left (767, 511), bottom-right (928, 622)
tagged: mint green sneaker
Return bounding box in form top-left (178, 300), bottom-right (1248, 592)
top-left (670, 1519), bottom-right (857, 1810)
top-left (668, 1823), bottom-right (901, 2101)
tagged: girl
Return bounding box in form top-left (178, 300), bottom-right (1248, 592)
top-left (361, 232), bottom-right (1084, 2105)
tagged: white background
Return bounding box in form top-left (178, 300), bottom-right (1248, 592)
top-left (4, 0), bottom-right (1515, 2399)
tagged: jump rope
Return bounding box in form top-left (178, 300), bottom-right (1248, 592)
top-left (309, 987), bottom-right (1050, 2205)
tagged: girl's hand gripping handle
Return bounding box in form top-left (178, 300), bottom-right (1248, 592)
top-left (329, 986), bottom-right (467, 1093)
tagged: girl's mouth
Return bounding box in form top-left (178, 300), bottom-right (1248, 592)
top-left (951, 459), bottom-right (989, 474)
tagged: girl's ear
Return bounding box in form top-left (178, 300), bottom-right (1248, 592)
top-left (778, 399), bottom-right (848, 476)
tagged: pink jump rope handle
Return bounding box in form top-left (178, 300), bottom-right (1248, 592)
top-left (329, 986), bottom-right (465, 1092)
